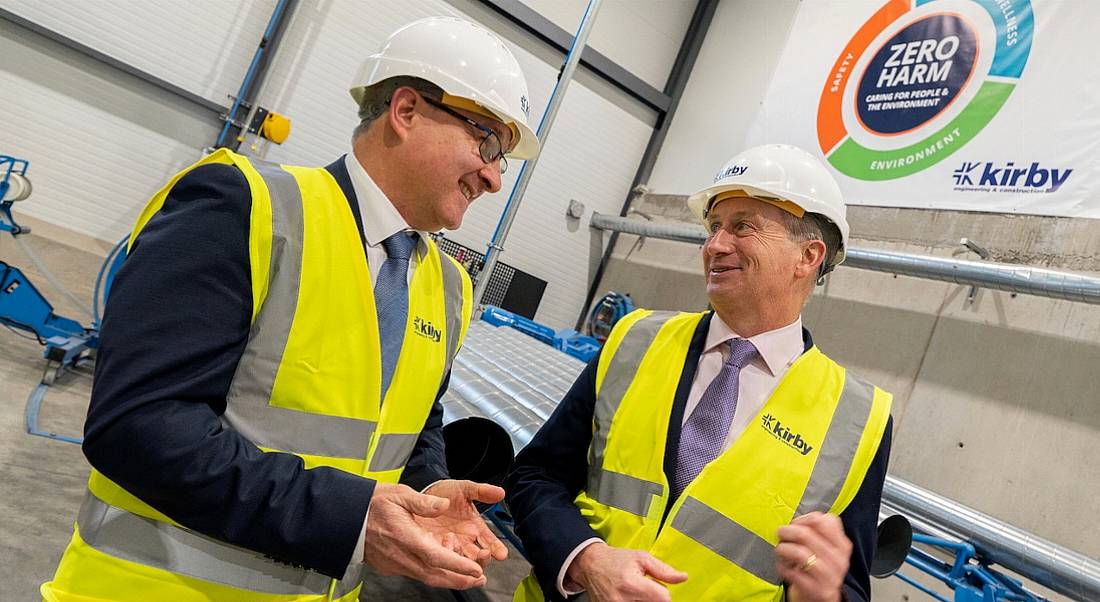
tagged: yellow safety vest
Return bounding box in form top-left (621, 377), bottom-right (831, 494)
top-left (515, 310), bottom-right (891, 601)
top-left (43, 150), bottom-right (473, 602)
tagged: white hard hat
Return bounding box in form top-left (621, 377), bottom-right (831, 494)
top-left (687, 144), bottom-right (849, 267)
top-left (350, 17), bottom-right (540, 160)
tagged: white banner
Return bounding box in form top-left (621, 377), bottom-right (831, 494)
top-left (746, 0), bottom-right (1100, 218)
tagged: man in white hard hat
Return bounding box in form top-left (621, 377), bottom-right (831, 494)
top-left (42, 17), bottom-right (539, 602)
top-left (507, 144), bottom-right (893, 602)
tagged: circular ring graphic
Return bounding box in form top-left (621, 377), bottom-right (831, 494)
top-left (817, 0), bottom-right (1033, 181)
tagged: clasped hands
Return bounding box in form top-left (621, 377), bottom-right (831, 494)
top-left (363, 479), bottom-right (508, 589)
top-left (565, 511), bottom-right (850, 602)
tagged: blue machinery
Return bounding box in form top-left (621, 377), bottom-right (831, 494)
top-left (897, 534), bottom-right (1043, 602)
top-left (1, 155), bottom-right (126, 444)
top-left (480, 292), bottom-right (634, 362)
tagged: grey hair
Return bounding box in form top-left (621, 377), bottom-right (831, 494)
top-left (352, 76), bottom-right (444, 139)
top-left (777, 210), bottom-right (842, 284)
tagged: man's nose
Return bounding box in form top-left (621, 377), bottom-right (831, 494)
top-left (479, 161), bottom-right (503, 194)
top-left (705, 228), bottom-right (734, 254)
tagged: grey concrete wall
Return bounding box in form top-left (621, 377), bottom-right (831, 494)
top-left (594, 195), bottom-right (1100, 601)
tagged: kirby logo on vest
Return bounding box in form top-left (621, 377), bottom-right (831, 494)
top-left (761, 413), bottom-right (814, 456)
top-left (412, 316), bottom-right (441, 343)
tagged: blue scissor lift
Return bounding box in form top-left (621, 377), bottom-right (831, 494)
top-left (1, 155), bottom-right (127, 443)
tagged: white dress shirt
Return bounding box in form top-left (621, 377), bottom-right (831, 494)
top-left (343, 152), bottom-right (431, 566)
top-left (556, 313), bottom-right (805, 596)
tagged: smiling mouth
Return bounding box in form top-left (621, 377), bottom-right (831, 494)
top-left (709, 266), bottom-right (741, 275)
top-left (459, 181), bottom-right (476, 202)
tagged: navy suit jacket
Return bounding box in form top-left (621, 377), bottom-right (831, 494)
top-left (83, 157), bottom-right (450, 579)
top-left (505, 312), bottom-right (893, 601)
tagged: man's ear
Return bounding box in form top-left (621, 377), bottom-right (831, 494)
top-left (795, 239), bottom-right (828, 280)
top-left (386, 87), bottom-right (421, 142)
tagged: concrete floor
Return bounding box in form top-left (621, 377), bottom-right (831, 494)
top-left (0, 230), bottom-right (530, 600)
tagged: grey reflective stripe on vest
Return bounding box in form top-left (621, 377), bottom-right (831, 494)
top-left (671, 365), bottom-right (878, 584)
top-left (795, 370), bottom-right (876, 515)
top-left (586, 312), bottom-right (676, 514)
top-left (588, 466), bottom-right (663, 517)
top-left (77, 492), bottom-right (334, 595)
top-left (334, 564), bottom-right (368, 599)
top-left (591, 311), bottom-right (676, 467)
top-left (368, 432), bottom-right (422, 472)
top-left (223, 160), bottom-right (377, 460)
top-left (670, 497), bottom-right (781, 585)
top-left (438, 251), bottom-right (465, 367)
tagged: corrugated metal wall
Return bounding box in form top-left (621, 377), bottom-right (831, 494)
top-left (0, 17), bottom-right (219, 241)
top-left (0, 0), bottom-right (274, 103)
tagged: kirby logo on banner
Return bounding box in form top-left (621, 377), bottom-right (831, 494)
top-left (817, 0), bottom-right (1034, 181)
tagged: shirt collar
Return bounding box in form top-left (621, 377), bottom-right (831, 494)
top-left (705, 313), bottom-right (805, 376)
top-left (344, 152), bottom-right (421, 247)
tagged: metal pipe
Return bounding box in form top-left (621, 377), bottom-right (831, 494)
top-left (440, 392), bottom-right (480, 423)
top-left (455, 354), bottom-right (557, 419)
top-left (472, 0), bottom-right (603, 307)
top-left (844, 247), bottom-right (1100, 304)
top-left (588, 213), bottom-right (1100, 306)
top-left (881, 500), bottom-right (960, 544)
top-left (215, 0), bottom-right (297, 149)
top-left (591, 212), bottom-right (707, 243)
top-left (884, 476), bottom-right (1100, 601)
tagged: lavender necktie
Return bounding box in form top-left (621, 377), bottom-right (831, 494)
top-left (674, 338), bottom-right (759, 498)
top-left (375, 232), bottom-right (418, 403)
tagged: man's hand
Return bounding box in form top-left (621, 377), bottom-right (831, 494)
top-left (776, 512), bottom-right (852, 602)
top-left (363, 482), bottom-right (487, 589)
top-left (566, 541), bottom-right (688, 602)
top-left (419, 479), bottom-right (508, 566)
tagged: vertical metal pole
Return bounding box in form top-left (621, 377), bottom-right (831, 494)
top-left (472, 0), bottom-right (604, 307)
top-left (574, 0), bottom-right (718, 329)
top-left (215, 0), bottom-right (297, 150)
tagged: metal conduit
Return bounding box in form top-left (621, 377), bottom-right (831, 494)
top-left (464, 326), bottom-right (584, 395)
top-left (455, 354), bottom-right (557, 419)
top-left (441, 390), bottom-right (541, 452)
top-left (441, 393), bottom-right (480, 422)
top-left (473, 0), bottom-right (604, 306)
top-left (884, 476), bottom-right (1100, 601)
top-left (454, 322), bottom-right (1100, 600)
top-left (589, 213), bottom-right (1100, 305)
top-left (463, 325), bottom-right (584, 399)
top-left (447, 363), bottom-right (544, 450)
top-left (466, 349), bottom-right (572, 400)
top-left (468, 321), bottom-right (587, 372)
top-left (462, 341), bottom-right (571, 397)
top-left (879, 500), bottom-right (960, 545)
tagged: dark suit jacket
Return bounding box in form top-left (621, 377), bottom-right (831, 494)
top-left (505, 312), bottom-right (893, 601)
top-left (82, 157), bottom-right (451, 579)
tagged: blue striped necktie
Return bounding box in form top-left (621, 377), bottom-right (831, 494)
top-left (375, 232), bottom-right (418, 404)
top-left (674, 338), bottom-right (759, 498)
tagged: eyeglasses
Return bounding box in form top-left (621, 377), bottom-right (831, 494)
top-left (423, 97), bottom-right (509, 174)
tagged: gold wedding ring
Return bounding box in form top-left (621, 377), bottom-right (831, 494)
top-left (801, 553), bottom-right (818, 573)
